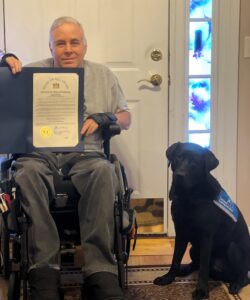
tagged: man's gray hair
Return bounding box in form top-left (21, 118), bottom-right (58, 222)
top-left (49, 16), bottom-right (87, 45)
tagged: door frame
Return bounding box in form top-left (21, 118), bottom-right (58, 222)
top-left (167, 0), bottom-right (240, 236)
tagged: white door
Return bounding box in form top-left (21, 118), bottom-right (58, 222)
top-left (4, 0), bottom-right (169, 232)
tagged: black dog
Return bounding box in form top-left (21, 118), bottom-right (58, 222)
top-left (154, 142), bottom-right (250, 299)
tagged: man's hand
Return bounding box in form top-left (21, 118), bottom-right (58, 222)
top-left (5, 56), bottom-right (22, 74)
top-left (81, 111), bottom-right (131, 137)
top-left (81, 118), bottom-right (99, 137)
top-left (81, 112), bottom-right (117, 137)
top-left (0, 54), bottom-right (22, 74)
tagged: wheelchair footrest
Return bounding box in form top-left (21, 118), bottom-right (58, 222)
top-left (61, 249), bottom-right (75, 263)
top-left (60, 269), bottom-right (83, 288)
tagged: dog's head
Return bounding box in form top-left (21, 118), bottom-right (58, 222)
top-left (166, 142), bottom-right (219, 190)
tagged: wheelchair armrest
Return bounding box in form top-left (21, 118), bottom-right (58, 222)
top-left (102, 123), bottom-right (121, 140)
top-left (102, 124), bottom-right (121, 158)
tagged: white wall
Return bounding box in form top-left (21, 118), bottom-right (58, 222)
top-left (0, 0), bottom-right (4, 51)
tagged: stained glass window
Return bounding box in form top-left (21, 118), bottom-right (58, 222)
top-left (188, 0), bottom-right (213, 148)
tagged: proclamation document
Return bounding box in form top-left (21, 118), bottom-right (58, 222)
top-left (33, 73), bottom-right (79, 148)
top-left (0, 67), bottom-right (84, 153)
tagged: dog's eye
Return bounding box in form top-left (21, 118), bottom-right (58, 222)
top-left (175, 155), bottom-right (183, 162)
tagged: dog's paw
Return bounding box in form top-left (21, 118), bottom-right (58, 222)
top-left (229, 278), bottom-right (249, 295)
top-left (229, 284), bottom-right (240, 295)
top-left (153, 274), bottom-right (175, 286)
top-left (192, 288), bottom-right (209, 300)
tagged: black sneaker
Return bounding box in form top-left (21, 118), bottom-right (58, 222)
top-left (29, 267), bottom-right (60, 300)
top-left (84, 272), bottom-right (124, 300)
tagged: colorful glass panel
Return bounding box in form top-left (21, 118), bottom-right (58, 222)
top-left (189, 21), bottom-right (212, 76)
top-left (190, 0), bottom-right (212, 19)
top-left (189, 132), bottom-right (210, 148)
top-left (189, 78), bottom-right (211, 130)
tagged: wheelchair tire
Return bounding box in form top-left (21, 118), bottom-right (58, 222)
top-left (8, 271), bottom-right (21, 300)
top-left (0, 218), bottom-right (10, 279)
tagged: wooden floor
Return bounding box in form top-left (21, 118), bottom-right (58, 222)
top-left (128, 237), bottom-right (190, 266)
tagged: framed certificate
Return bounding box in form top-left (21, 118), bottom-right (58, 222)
top-left (0, 67), bottom-right (84, 153)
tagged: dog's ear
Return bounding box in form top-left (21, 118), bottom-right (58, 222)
top-left (204, 149), bottom-right (219, 172)
top-left (166, 142), bottom-right (181, 166)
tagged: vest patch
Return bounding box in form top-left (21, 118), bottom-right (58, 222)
top-left (213, 190), bottom-right (239, 222)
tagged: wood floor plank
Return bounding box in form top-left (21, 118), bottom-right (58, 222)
top-left (129, 238), bottom-right (191, 266)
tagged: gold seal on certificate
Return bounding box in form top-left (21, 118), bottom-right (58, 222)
top-left (33, 73), bottom-right (79, 148)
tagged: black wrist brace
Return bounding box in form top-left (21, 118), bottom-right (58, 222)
top-left (87, 112), bottom-right (117, 128)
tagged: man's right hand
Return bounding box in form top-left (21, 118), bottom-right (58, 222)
top-left (5, 56), bottom-right (22, 74)
top-left (0, 54), bottom-right (22, 74)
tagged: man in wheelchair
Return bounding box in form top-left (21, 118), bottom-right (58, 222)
top-left (0, 16), bottom-right (131, 300)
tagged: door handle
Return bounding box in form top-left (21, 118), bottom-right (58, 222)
top-left (137, 74), bottom-right (162, 86)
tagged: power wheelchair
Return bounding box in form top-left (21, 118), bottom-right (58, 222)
top-left (0, 124), bottom-right (137, 300)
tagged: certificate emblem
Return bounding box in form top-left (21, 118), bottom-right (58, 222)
top-left (40, 126), bottom-right (52, 138)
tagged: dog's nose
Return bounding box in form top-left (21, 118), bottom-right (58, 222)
top-left (175, 169), bottom-right (186, 178)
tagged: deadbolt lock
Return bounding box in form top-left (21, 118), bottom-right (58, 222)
top-left (151, 49), bottom-right (163, 61)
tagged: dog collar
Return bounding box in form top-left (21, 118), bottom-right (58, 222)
top-left (213, 190), bottom-right (239, 222)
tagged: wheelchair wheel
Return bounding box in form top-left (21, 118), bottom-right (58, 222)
top-left (8, 271), bottom-right (21, 300)
top-left (0, 217), bottom-right (10, 279)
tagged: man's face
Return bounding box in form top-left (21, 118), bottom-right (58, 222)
top-left (49, 23), bottom-right (87, 68)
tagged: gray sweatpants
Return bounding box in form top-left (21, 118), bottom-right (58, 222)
top-left (13, 152), bottom-right (119, 278)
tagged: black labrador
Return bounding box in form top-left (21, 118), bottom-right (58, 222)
top-left (154, 142), bottom-right (250, 299)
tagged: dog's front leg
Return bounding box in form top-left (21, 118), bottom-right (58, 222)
top-left (154, 233), bottom-right (188, 285)
top-left (192, 235), bottom-right (213, 300)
